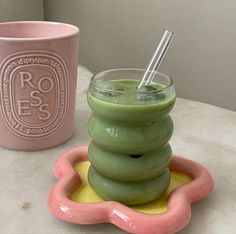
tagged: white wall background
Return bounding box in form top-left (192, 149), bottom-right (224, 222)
top-left (44, 0), bottom-right (236, 111)
top-left (0, 0), bottom-right (44, 21)
top-left (0, 0), bottom-right (235, 111)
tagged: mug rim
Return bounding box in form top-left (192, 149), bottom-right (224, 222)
top-left (0, 21), bottom-right (79, 41)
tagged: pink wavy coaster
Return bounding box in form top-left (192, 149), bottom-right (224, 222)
top-left (48, 146), bottom-right (214, 234)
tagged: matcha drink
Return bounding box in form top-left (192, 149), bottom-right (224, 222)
top-left (87, 69), bottom-right (175, 205)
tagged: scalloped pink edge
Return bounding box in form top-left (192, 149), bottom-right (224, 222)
top-left (48, 146), bottom-right (214, 234)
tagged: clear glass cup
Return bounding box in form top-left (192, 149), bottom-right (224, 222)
top-left (87, 68), bottom-right (176, 205)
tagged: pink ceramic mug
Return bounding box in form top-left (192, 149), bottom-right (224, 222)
top-left (0, 21), bottom-right (79, 150)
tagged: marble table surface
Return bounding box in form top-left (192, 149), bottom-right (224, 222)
top-left (0, 66), bottom-right (236, 234)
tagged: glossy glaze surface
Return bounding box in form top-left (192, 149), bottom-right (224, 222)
top-left (47, 146), bottom-right (214, 234)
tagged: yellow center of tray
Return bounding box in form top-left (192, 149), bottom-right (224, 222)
top-left (72, 161), bottom-right (191, 214)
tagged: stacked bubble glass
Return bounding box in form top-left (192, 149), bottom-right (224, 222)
top-left (87, 69), bottom-right (176, 205)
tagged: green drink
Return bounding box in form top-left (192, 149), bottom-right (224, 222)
top-left (87, 69), bottom-right (175, 205)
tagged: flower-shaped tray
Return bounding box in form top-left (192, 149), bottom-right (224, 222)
top-left (48, 146), bottom-right (213, 234)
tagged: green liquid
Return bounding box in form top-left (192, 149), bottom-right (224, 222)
top-left (88, 79), bottom-right (175, 122)
top-left (87, 79), bottom-right (175, 205)
top-left (94, 79), bottom-right (170, 104)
